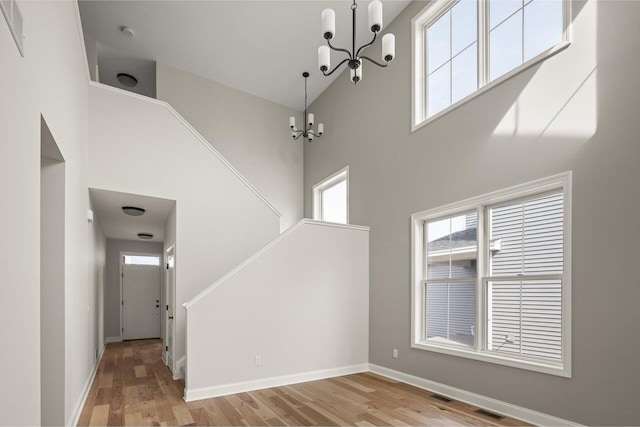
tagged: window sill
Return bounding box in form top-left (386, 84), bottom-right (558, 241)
top-left (411, 341), bottom-right (571, 378)
top-left (411, 41), bottom-right (572, 133)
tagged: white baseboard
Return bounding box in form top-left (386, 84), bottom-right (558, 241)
top-left (368, 364), bottom-right (581, 427)
top-left (105, 336), bottom-right (122, 343)
top-left (184, 363), bottom-right (369, 402)
top-left (67, 343), bottom-right (106, 427)
top-left (173, 355), bottom-right (186, 381)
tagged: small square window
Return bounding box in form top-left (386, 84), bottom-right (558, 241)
top-left (313, 167), bottom-right (349, 224)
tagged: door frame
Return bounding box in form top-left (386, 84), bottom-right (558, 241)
top-left (164, 244), bottom-right (176, 372)
top-left (119, 251), bottom-right (163, 341)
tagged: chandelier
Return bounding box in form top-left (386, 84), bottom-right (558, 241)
top-left (289, 72), bottom-right (324, 142)
top-left (317, 0), bottom-right (395, 84)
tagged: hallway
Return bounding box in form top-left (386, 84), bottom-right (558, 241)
top-left (78, 340), bottom-right (525, 426)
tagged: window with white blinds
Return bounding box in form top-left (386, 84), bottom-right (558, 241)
top-left (411, 173), bottom-right (571, 377)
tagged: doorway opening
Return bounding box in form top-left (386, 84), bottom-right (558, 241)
top-left (40, 116), bottom-right (65, 426)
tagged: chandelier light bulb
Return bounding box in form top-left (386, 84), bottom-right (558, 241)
top-left (318, 46), bottom-right (330, 72)
top-left (382, 33), bottom-right (395, 62)
top-left (368, 1), bottom-right (383, 32)
top-left (322, 9), bottom-right (335, 39)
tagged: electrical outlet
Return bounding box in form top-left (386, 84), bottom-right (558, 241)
top-left (393, 348), bottom-right (398, 358)
top-left (255, 355), bottom-right (261, 366)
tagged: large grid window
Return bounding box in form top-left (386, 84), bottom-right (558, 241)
top-left (411, 173), bottom-right (571, 377)
top-left (412, 0), bottom-right (570, 128)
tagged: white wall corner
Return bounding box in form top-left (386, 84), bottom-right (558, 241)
top-left (105, 336), bottom-right (123, 344)
top-left (368, 364), bottom-right (582, 427)
top-left (174, 355), bottom-right (187, 381)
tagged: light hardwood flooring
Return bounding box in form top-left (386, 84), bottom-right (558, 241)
top-left (78, 339), bottom-right (529, 426)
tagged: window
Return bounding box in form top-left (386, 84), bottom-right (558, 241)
top-left (411, 172), bottom-right (571, 377)
top-left (123, 255), bottom-right (161, 266)
top-left (313, 166), bottom-right (349, 224)
top-left (412, 0), bottom-right (570, 129)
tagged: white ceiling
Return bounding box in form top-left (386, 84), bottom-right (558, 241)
top-left (78, 0), bottom-right (411, 110)
top-left (89, 188), bottom-right (175, 243)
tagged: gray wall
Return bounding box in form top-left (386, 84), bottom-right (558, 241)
top-left (304, 0), bottom-right (640, 425)
top-left (104, 239), bottom-right (163, 339)
top-left (156, 63), bottom-right (303, 231)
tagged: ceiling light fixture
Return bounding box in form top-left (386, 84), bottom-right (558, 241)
top-left (122, 206), bottom-right (146, 216)
top-left (117, 73), bottom-right (138, 88)
top-left (317, 0), bottom-right (395, 85)
top-left (137, 233), bottom-right (153, 240)
top-left (289, 72), bottom-right (324, 142)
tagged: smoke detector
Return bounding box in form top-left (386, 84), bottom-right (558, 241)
top-left (120, 26), bottom-right (135, 37)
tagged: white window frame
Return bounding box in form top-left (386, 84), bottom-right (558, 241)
top-left (312, 166), bottom-right (350, 224)
top-left (411, 172), bottom-right (572, 377)
top-left (411, 0), bottom-right (573, 132)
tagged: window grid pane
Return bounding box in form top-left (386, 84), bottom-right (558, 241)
top-left (426, 282), bottom-right (476, 347)
top-left (487, 279), bottom-right (562, 361)
top-left (523, 0), bottom-right (563, 61)
top-left (321, 179), bottom-right (347, 224)
top-left (124, 255), bottom-right (160, 266)
top-left (489, 192), bottom-right (564, 277)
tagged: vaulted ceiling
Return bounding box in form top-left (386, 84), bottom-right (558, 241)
top-left (78, 0), bottom-right (411, 110)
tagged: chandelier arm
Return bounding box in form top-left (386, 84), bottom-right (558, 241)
top-left (356, 31), bottom-right (378, 58)
top-left (327, 38), bottom-right (352, 59)
top-left (360, 55), bottom-right (389, 68)
top-left (293, 132), bottom-right (305, 141)
top-left (321, 58), bottom-right (351, 77)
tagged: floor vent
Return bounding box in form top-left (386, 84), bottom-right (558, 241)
top-left (431, 394), bottom-right (453, 403)
top-left (475, 409), bottom-right (505, 420)
top-left (0, 0), bottom-right (24, 56)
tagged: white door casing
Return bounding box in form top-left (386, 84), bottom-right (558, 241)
top-left (165, 245), bottom-right (176, 371)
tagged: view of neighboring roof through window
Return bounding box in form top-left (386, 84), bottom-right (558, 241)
top-left (413, 0), bottom-right (568, 128)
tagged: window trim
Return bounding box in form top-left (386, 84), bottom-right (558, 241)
top-left (411, 0), bottom-right (573, 132)
top-left (312, 166), bottom-right (350, 224)
top-left (410, 172), bottom-right (572, 377)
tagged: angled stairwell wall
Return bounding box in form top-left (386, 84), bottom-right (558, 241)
top-left (88, 82), bottom-right (282, 365)
top-left (183, 219), bottom-right (369, 401)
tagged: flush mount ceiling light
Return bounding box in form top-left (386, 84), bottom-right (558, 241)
top-left (317, 0), bottom-right (395, 84)
top-left (137, 233), bottom-right (153, 240)
top-left (122, 206), bottom-right (146, 216)
top-left (289, 72), bottom-right (324, 142)
top-left (117, 73), bottom-right (138, 88)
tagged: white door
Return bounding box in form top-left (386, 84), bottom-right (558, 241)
top-left (165, 248), bottom-right (175, 369)
top-left (123, 264), bottom-right (161, 340)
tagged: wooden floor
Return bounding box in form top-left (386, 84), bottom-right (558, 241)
top-left (78, 339), bottom-right (528, 426)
